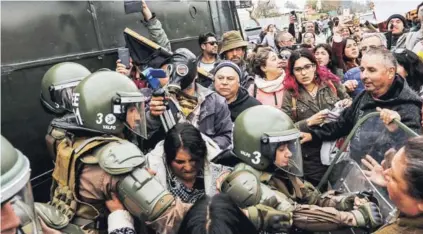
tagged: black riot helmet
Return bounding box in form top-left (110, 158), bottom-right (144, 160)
top-left (163, 48), bottom-right (197, 92)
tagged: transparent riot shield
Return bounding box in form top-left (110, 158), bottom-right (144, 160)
top-left (318, 112), bottom-right (419, 233)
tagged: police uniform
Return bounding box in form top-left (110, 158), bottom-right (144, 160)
top-left (39, 62), bottom-right (92, 160)
top-left (216, 105), bottom-right (383, 232)
top-left (48, 71), bottom-right (148, 233)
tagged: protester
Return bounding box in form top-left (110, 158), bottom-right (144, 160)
top-left (213, 61), bottom-right (261, 122)
top-left (282, 49), bottom-right (351, 188)
top-left (248, 47), bottom-right (285, 108)
top-left (343, 33), bottom-right (388, 98)
top-left (385, 14), bottom-right (409, 50)
top-left (261, 24), bottom-right (278, 52)
top-left (275, 31), bottom-right (295, 52)
top-left (302, 47), bottom-right (422, 144)
top-left (116, 0), bottom-right (171, 88)
top-left (197, 32), bottom-right (219, 73)
top-left (302, 32), bottom-right (316, 48)
top-left (177, 194), bottom-right (259, 234)
top-left (314, 43), bottom-right (343, 78)
top-left (352, 26), bottom-right (363, 42)
top-left (395, 2), bottom-right (423, 52)
top-left (362, 136), bottom-right (423, 233)
top-left (393, 48), bottom-right (423, 96)
top-left (337, 37), bottom-right (360, 73)
top-left (148, 48), bottom-right (233, 150)
top-left (279, 47), bottom-right (293, 69)
top-left (146, 123), bottom-right (226, 203)
top-left (220, 31), bottom-right (254, 88)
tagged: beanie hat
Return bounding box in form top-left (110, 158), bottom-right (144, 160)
top-left (212, 60), bottom-right (242, 81)
top-left (386, 14), bottom-right (409, 29)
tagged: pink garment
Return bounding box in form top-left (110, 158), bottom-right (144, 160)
top-left (248, 84), bottom-right (284, 108)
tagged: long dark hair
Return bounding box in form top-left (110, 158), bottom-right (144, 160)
top-left (164, 123), bottom-right (207, 169)
top-left (314, 43), bottom-right (339, 75)
top-left (340, 37), bottom-right (360, 72)
top-left (394, 49), bottom-right (423, 93)
top-left (284, 49), bottom-right (340, 97)
top-left (177, 194), bottom-right (258, 234)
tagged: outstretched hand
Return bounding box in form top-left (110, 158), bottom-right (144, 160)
top-left (361, 155), bottom-right (387, 188)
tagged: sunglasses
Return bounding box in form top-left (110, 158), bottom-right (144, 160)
top-left (204, 41), bottom-right (218, 46)
top-left (280, 53), bottom-right (291, 60)
top-left (394, 48), bottom-right (406, 54)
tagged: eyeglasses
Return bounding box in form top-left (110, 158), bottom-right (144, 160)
top-left (204, 41), bottom-right (218, 46)
top-left (293, 64), bottom-right (315, 73)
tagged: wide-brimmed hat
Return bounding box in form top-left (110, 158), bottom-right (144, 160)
top-left (220, 31), bottom-right (249, 55)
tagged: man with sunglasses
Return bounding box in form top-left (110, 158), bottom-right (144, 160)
top-left (197, 32), bottom-right (219, 73)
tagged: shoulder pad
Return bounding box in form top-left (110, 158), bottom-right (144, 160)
top-left (233, 163), bottom-right (263, 179)
top-left (96, 140), bottom-right (145, 175)
top-left (221, 169), bottom-right (262, 208)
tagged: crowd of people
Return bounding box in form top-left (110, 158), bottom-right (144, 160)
top-left (2, 0), bottom-right (423, 234)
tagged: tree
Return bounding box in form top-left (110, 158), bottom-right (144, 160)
top-left (245, 0), bottom-right (282, 27)
top-left (306, 0), bottom-right (318, 10)
top-left (321, 0), bottom-right (341, 13)
top-left (285, 1), bottom-right (299, 9)
top-left (252, 0), bottom-right (282, 18)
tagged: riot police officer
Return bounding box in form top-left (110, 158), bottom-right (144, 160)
top-left (216, 105), bottom-right (384, 232)
top-left (1, 135), bottom-right (83, 234)
top-left (40, 62), bottom-right (91, 160)
top-left (48, 71), bottom-right (148, 232)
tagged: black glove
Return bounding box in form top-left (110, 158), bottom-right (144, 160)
top-left (353, 202), bottom-right (383, 231)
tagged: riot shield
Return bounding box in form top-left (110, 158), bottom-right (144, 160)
top-left (318, 112), bottom-right (419, 233)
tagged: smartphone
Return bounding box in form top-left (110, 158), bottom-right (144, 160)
top-left (124, 0), bottom-right (143, 14)
top-left (118, 48), bottom-right (130, 68)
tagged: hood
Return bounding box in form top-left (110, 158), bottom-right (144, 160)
top-left (230, 87), bottom-right (250, 107)
top-left (372, 75), bottom-right (422, 106)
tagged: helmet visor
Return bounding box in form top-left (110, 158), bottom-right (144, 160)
top-left (262, 130), bottom-right (303, 176)
top-left (113, 92), bottom-right (148, 139)
top-left (49, 79), bottom-right (80, 111)
top-left (2, 182), bottom-right (40, 234)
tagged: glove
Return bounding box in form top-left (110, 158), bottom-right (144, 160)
top-left (247, 204), bottom-right (293, 233)
top-left (336, 193), bottom-right (356, 211)
top-left (351, 202), bottom-right (383, 231)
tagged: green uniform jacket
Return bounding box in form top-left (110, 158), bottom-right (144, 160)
top-left (374, 213), bottom-right (423, 234)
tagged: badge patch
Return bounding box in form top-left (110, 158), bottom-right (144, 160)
top-left (176, 64), bottom-right (189, 76)
top-left (105, 113), bottom-right (116, 125)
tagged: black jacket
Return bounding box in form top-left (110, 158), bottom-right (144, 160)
top-left (229, 88), bottom-right (261, 122)
top-left (311, 76), bottom-right (422, 142)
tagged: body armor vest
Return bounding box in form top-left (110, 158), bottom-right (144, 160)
top-left (49, 136), bottom-right (121, 231)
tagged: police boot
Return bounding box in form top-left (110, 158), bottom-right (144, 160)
top-left (350, 202), bottom-right (383, 231)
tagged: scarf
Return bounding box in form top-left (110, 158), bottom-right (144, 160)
top-left (166, 169), bottom-right (205, 204)
top-left (175, 91), bottom-right (198, 117)
top-left (254, 74), bottom-right (285, 93)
